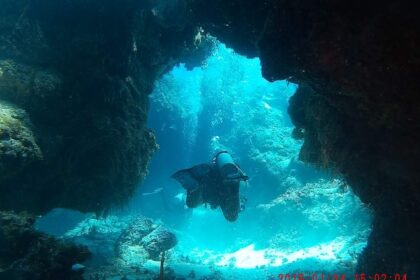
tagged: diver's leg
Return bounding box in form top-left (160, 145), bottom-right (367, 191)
top-left (186, 188), bottom-right (203, 208)
top-left (220, 182), bottom-right (240, 222)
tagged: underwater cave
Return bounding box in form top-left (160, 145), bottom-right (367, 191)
top-left (0, 0), bottom-right (418, 279)
top-left (35, 41), bottom-right (374, 279)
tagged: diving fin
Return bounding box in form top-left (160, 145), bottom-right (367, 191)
top-left (172, 164), bottom-right (212, 191)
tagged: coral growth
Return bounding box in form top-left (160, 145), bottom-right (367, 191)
top-left (63, 215), bottom-right (177, 268)
top-left (116, 216), bottom-right (177, 263)
top-left (142, 226), bottom-right (178, 260)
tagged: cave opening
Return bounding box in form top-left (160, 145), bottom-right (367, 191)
top-left (34, 39), bottom-right (373, 279)
top-left (125, 41), bottom-right (373, 277)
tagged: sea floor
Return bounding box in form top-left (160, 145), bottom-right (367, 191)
top-left (84, 235), bottom-right (364, 280)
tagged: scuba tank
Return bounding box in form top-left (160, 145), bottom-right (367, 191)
top-left (214, 151), bottom-right (248, 181)
top-left (214, 151), bottom-right (249, 212)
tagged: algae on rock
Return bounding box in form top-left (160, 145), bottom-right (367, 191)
top-left (0, 59), bottom-right (62, 113)
top-left (0, 101), bottom-right (41, 181)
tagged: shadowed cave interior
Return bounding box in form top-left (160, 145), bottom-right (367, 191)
top-left (0, 0), bottom-right (418, 279)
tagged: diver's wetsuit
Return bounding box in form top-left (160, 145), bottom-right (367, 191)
top-left (185, 165), bottom-right (240, 221)
top-left (172, 152), bottom-right (246, 222)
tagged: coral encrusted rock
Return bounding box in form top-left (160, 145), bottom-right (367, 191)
top-left (0, 101), bottom-right (41, 181)
top-left (116, 216), bottom-right (177, 265)
top-left (63, 215), bottom-right (178, 267)
top-left (0, 211), bottom-right (91, 280)
top-left (0, 59), bottom-right (62, 115)
top-left (142, 225), bottom-right (178, 259)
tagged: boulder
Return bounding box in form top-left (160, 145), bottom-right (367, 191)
top-left (116, 216), bottom-right (177, 264)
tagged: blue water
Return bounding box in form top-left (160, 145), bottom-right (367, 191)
top-left (37, 42), bottom-right (372, 279)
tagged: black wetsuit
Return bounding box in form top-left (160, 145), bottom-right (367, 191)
top-left (185, 165), bottom-right (240, 221)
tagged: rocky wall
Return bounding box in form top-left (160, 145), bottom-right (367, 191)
top-left (0, 1), bottom-right (213, 276)
top-left (0, 0), bottom-right (204, 214)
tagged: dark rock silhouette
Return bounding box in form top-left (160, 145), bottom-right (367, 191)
top-left (0, 0), bottom-right (204, 214)
top-left (0, 211), bottom-right (90, 280)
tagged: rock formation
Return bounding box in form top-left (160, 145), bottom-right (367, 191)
top-left (116, 216), bottom-right (177, 263)
top-left (0, 0), bottom-right (202, 213)
top-left (0, 1), bottom-right (198, 277)
top-left (0, 211), bottom-right (90, 280)
top-left (63, 215), bottom-right (177, 270)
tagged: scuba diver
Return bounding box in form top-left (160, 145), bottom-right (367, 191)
top-left (171, 151), bottom-right (248, 222)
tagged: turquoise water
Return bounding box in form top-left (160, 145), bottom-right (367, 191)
top-left (37, 42), bottom-right (372, 279)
